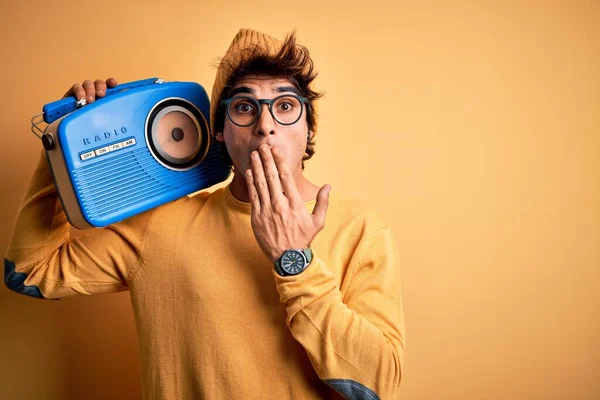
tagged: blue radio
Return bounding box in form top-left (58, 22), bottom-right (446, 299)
top-left (31, 77), bottom-right (232, 229)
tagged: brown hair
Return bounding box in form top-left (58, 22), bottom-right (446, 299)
top-left (213, 31), bottom-right (323, 170)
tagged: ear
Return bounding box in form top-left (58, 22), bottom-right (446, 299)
top-left (215, 132), bottom-right (224, 142)
top-left (308, 130), bottom-right (314, 141)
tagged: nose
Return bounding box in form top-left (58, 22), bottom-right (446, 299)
top-left (254, 103), bottom-right (276, 136)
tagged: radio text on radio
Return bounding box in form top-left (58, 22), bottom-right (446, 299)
top-left (83, 126), bottom-right (128, 146)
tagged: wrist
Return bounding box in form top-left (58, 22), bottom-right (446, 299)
top-left (274, 248), bottom-right (313, 276)
top-left (272, 243), bottom-right (309, 264)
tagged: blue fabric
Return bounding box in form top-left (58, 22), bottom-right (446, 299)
top-left (325, 379), bottom-right (380, 400)
top-left (4, 258), bottom-right (46, 299)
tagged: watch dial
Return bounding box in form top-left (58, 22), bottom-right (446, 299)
top-left (281, 250), bottom-right (305, 275)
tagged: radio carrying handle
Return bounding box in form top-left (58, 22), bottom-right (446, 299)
top-left (31, 77), bottom-right (163, 139)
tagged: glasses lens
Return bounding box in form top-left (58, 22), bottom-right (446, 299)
top-left (272, 96), bottom-right (302, 124)
top-left (229, 97), bottom-right (258, 126)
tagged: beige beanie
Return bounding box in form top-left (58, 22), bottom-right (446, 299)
top-left (210, 28), bottom-right (318, 137)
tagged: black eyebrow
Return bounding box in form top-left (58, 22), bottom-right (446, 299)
top-left (227, 86), bottom-right (255, 98)
top-left (227, 85), bottom-right (303, 99)
top-left (276, 86), bottom-right (302, 96)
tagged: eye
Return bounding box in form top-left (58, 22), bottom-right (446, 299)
top-left (231, 99), bottom-right (258, 115)
top-left (277, 100), bottom-right (295, 112)
top-left (235, 102), bottom-right (255, 114)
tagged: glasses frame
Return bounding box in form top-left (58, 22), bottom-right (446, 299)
top-left (221, 94), bottom-right (309, 127)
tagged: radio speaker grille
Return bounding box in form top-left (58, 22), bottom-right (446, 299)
top-left (72, 144), bottom-right (226, 220)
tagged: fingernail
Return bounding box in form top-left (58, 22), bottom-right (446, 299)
top-left (252, 152), bottom-right (259, 159)
top-left (97, 90), bottom-right (104, 96)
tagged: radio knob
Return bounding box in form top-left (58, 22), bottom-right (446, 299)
top-left (42, 133), bottom-right (55, 151)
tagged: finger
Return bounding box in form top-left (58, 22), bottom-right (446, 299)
top-left (245, 169), bottom-right (261, 212)
top-left (94, 79), bottom-right (107, 97)
top-left (64, 83), bottom-right (85, 100)
top-left (311, 184), bottom-right (331, 230)
top-left (250, 150), bottom-right (271, 208)
top-left (82, 79), bottom-right (95, 103)
top-left (271, 146), bottom-right (302, 205)
top-left (106, 77), bottom-right (118, 88)
top-left (258, 144), bottom-right (285, 201)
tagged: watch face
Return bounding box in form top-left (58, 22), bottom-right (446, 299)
top-left (281, 250), bottom-right (306, 275)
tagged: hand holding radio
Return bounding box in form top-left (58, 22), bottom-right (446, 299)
top-left (63, 78), bottom-right (118, 104)
top-left (63, 78), bottom-right (118, 102)
top-left (245, 144), bottom-right (331, 264)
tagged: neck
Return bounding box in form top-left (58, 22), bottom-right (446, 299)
top-left (229, 168), bottom-right (320, 203)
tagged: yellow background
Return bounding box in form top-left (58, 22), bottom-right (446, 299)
top-left (0, 1), bottom-right (598, 399)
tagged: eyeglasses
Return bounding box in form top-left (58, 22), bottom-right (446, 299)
top-left (221, 94), bottom-right (308, 127)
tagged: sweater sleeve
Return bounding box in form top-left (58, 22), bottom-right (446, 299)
top-left (273, 226), bottom-right (406, 400)
top-left (4, 150), bottom-right (155, 300)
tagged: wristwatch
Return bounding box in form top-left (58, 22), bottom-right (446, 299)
top-left (274, 248), bottom-right (313, 276)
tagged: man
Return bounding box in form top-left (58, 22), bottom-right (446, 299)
top-left (4, 28), bottom-right (406, 399)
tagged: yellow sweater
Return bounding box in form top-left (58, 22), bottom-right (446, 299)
top-left (5, 150), bottom-right (406, 400)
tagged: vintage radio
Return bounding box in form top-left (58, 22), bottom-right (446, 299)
top-left (31, 77), bottom-right (231, 229)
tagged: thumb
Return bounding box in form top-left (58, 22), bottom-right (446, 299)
top-left (311, 184), bottom-right (331, 229)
